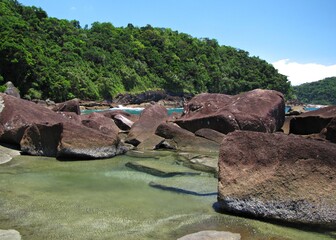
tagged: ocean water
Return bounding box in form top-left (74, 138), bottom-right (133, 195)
top-left (81, 107), bottom-right (184, 116)
top-left (0, 153), bottom-right (334, 240)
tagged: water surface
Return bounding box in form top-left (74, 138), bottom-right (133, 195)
top-left (0, 153), bottom-right (334, 239)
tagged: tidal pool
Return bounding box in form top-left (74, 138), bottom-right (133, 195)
top-left (0, 152), bottom-right (334, 240)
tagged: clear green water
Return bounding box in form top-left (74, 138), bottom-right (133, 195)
top-left (0, 153), bottom-right (334, 240)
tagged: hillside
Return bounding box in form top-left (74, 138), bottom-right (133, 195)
top-left (293, 77), bottom-right (336, 105)
top-left (0, 0), bottom-right (292, 102)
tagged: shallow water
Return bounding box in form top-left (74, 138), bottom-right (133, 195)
top-left (0, 153), bottom-right (334, 240)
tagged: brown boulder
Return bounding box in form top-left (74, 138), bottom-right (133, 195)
top-left (325, 117), bottom-right (336, 143)
top-left (0, 93), bottom-right (73, 144)
top-left (1, 94), bottom-right (126, 159)
top-left (125, 104), bottom-right (168, 146)
top-left (20, 122), bottom-right (125, 159)
top-left (57, 122), bottom-right (125, 159)
top-left (100, 110), bottom-right (138, 131)
top-left (155, 123), bottom-right (219, 153)
top-left (175, 89), bottom-right (285, 134)
top-left (80, 112), bottom-right (120, 136)
top-left (20, 123), bottom-right (62, 157)
top-left (52, 99), bottom-right (81, 115)
top-left (217, 131), bottom-right (336, 228)
top-left (289, 106), bottom-right (336, 135)
top-left (194, 128), bottom-right (225, 144)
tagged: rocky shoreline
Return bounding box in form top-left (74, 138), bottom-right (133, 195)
top-left (1, 88), bottom-right (335, 231)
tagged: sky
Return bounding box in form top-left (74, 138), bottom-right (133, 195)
top-left (19, 0), bottom-right (336, 86)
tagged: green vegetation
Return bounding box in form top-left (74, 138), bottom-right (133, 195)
top-left (0, 0), bottom-right (292, 102)
top-left (293, 77), bottom-right (336, 105)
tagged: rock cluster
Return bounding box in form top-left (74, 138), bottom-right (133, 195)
top-left (0, 93), bottom-right (125, 159)
top-left (1, 88), bottom-right (335, 229)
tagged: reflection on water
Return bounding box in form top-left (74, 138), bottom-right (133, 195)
top-left (0, 154), bottom-right (334, 240)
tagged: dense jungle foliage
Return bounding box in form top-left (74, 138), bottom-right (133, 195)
top-left (293, 77), bottom-right (336, 105)
top-left (0, 0), bottom-right (292, 102)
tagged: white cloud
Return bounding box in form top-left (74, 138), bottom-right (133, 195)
top-left (70, 6), bottom-right (77, 11)
top-left (272, 59), bottom-right (336, 86)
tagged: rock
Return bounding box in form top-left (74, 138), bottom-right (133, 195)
top-left (155, 123), bottom-right (219, 153)
top-left (125, 160), bottom-right (201, 177)
top-left (113, 114), bottom-right (134, 131)
top-left (80, 112), bottom-right (120, 136)
top-left (289, 106), bottom-right (336, 135)
top-left (125, 104), bottom-right (168, 146)
top-left (136, 134), bottom-right (165, 151)
top-left (286, 105), bottom-right (306, 116)
top-left (0, 93), bottom-right (74, 145)
top-left (0, 145), bottom-right (20, 164)
top-left (52, 99), bottom-right (81, 115)
top-left (325, 117), bottom-right (336, 143)
top-left (195, 128), bottom-right (225, 144)
top-left (57, 122), bottom-right (126, 159)
top-left (177, 153), bottom-right (218, 176)
top-left (4, 81), bottom-right (20, 98)
top-left (175, 89), bottom-right (285, 134)
top-left (0, 94), bottom-right (126, 159)
top-left (177, 230), bottom-right (241, 240)
top-left (20, 122), bottom-right (126, 159)
top-left (217, 131), bottom-right (336, 228)
top-left (0, 229), bottom-right (21, 240)
top-left (20, 123), bottom-right (62, 157)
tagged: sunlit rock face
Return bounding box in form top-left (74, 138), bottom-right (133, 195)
top-left (217, 130), bottom-right (336, 229)
top-left (175, 89), bottom-right (285, 134)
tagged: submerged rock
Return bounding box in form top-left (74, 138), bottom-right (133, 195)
top-left (217, 131), bottom-right (336, 229)
top-left (125, 160), bottom-right (201, 177)
top-left (177, 230), bottom-right (241, 240)
top-left (0, 229), bottom-right (21, 240)
top-left (175, 89), bottom-right (285, 134)
top-left (0, 145), bottom-right (20, 164)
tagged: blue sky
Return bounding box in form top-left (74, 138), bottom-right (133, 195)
top-left (19, 0), bottom-right (336, 85)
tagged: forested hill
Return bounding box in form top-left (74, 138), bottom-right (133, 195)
top-left (0, 0), bottom-right (291, 102)
top-left (293, 77), bottom-right (336, 105)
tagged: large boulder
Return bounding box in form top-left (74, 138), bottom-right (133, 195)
top-left (325, 117), bottom-right (336, 143)
top-left (52, 99), bottom-right (81, 115)
top-left (0, 93), bottom-right (74, 144)
top-left (289, 106), bottom-right (336, 135)
top-left (0, 94), bottom-right (126, 159)
top-left (20, 122), bottom-right (126, 159)
top-left (217, 131), bottom-right (336, 228)
top-left (125, 104), bottom-right (168, 146)
top-left (175, 89), bottom-right (285, 134)
top-left (20, 123), bottom-right (62, 157)
top-left (80, 112), bottom-right (120, 136)
top-left (155, 123), bottom-right (219, 153)
top-left (57, 122), bottom-right (125, 159)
